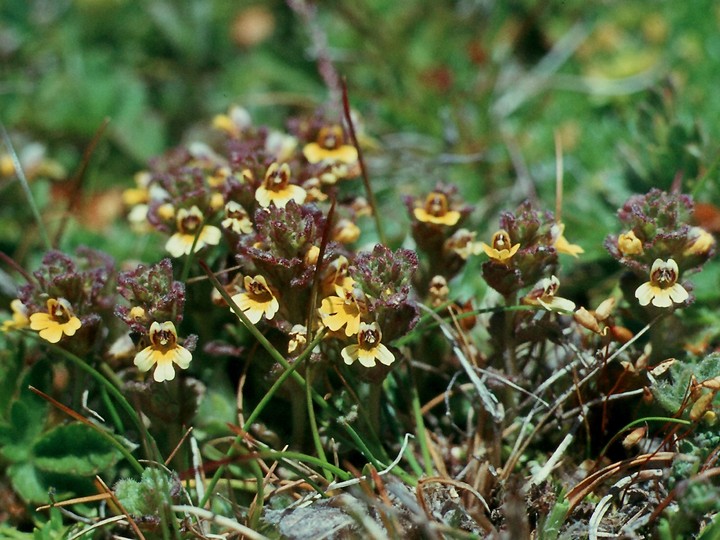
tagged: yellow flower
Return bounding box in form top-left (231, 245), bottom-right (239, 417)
top-left (321, 256), bottom-right (355, 296)
top-left (301, 177), bottom-right (329, 203)
top-left (413, 192), bottom-right (460, 226)
top-left (428, 275), bottom-right (449, 308)
top-left (618, 230), bottom-right (643, 256)
top-left (303, 125), bottom-right (358, 165)
top-left (524, 276), bottom-right (575, 312)
top-left (133, 321), bottom-right (192, 382)
top-left (230, 275), bottom-right (280, 324)
top-left (221, 201), bottom-right (253, 234)
top-left (341, 322), bottom-right (395, 368)
top-left (165, 206), bottom-right (222, 258)
top-left (552, 223), bottom-right (584, 257)
top-left (2, 299), bottom-right (30, 332)
top-left (481, 229), bottom-right (520, 263)
top-left (208, 166), bottom-right (232, 188)
top-left (255, 162), bottom-right (307, 208)
top-left (29, 298), bottom-right (82, 343)
top-left (444, 228), bottom-right (483, 260)
top-left (157, 203), bottom-right (176, 221)
top-left (332, 219), bottom-right (361, 244)
top-left (288, 324), bottom-right (308, 356)
top-left (122, 171), bottom-right (152, 206)
top-left (265, 131), bottom-right (298, 162)
top-left (212, 105), bottom-right (251, 138)
top-left (635, 258), bottom-right (689, 308)
top-left (684, 226), bottom-right (715, 256)
top-left (319, 286), bottom-right (365, 337)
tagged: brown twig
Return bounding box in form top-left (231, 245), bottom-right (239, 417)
top-left (341, 78), bottom-right (386, 245)
top-left (53, 118), bottom-right (110, 247)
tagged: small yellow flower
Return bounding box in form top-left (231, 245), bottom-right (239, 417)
top-left (0, 154), bottom-right (14, 177)
top-left (341, 322), bottom-right (395, 368)
top-left (165, 206), bottom-right (222, 258)
top-left (157, 203), bottom-right (176, 221)
top-left (413, 192), bottom-right (460, 226)
top-left (230, 275), bottom-right (280, 324)
top-left (122, 171), bottom-right (152, 206)
top-left (428, 275), bottom-right (449, 308)
top-left (552, 223), bottom-right (584, 257)
top-left (133, 321), bottom-right (192, 382)
top-left (265, 131), bottom-right (298, 162)
top-left (332, 219), bottom-right (361, 244)
top-left (208, 166), bottom-right (232, 188)
top-left (288, 324), bottom-right (307, 356)
top-left (321, 256), bottom-right (355, 296)
top-left (524, 276), bottom-right (576, 312)
top-left (255, 162), bottom-right (307, 208)
top-left (303, 125), bottom-right (358, 165)
top-left (635, 258), bottom-right (689, 308)
top-left (481, 230), bottom-right (520, 263)
top-left (444, 228), bottom-right (483, 260)
top-left (212, 105), bottom-right (251, 138)
top-left (319, 286), bottom-right (365, 337)
top-left (29, 298), bottom-right (82, 343)
top-left (129, 306), bottom-right (147, 322)
top-left (302, 177), bottom-right (329, 203)
top-left (618, 230), bottom-right (643, 256)
top-left (684, 226), bottom-right (715, 256)
top-left (1, 299), bottom-right (30, 332)
top-left (221, 201), bottom-right (253, 234)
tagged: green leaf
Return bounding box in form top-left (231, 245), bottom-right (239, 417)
top-left (8, 462), bottom-right (49, 504)
top-left (0, 400), bottom-right (46, 462)
top-left (33, 422), bottom-right (121, 476)
top-left (539, 497), bottom-right (570, 540)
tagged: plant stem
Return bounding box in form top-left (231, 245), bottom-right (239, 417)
top-left (306, 366), bottom-right (332, 481)
top-left (409, 364), bottom-right (434, 477)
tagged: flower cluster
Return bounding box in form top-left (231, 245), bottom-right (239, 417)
top-left (605, 189), bottom-right (715, 309)
top-left (405, 184), bottom-right (475, 285)
top-left (7, 248), bottom-right (118, 353)
top-left (117, 259), bottom-right (196, 382)
top-left (481, 201), bottom-right (561, 299)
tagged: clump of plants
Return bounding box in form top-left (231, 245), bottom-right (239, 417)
top-left (4, 3), bottom-right (720, 539)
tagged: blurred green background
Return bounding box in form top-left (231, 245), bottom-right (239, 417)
top-left (2, 0), bottom-right (720, 273)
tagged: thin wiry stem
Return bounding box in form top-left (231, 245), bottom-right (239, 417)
top-left (0, 122), bottom-right (50, 250)
top-left (341, 78), bottom-right (387, 245)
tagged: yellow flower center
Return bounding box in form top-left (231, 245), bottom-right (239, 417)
top-left (48, 298), bottom-right (75, 324)
top-left (264, 163), bottom-right (291, 192)
top-left (650, 263), bottom-right (677, 289)
top-left (492, 230), bottom-right (512, 251)
top-left (225, 201), bottom-right (248, 220)
top-left (149, 324), bottom-right (178, 354)
top-left (317, 125), bottom-right (344, 150)
top-left (358, 325), bottom-right (381, 350)
top-left (176, 206), bottom-right (205, 234)
top-left (424, 192), bottom-right (450, 217)
top-left (247, 279), bottom-right (274, 300)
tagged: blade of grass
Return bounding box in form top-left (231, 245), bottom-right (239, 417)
top-left (0, 122), bottom-right (50, 250)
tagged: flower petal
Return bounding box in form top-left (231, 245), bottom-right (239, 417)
top-left (375, 344), bottom-right (395, 366)
top-left (650, 289), bottom-right (673, 308)
top-left (356, 348), bottom-right (378, 368)
top-left (134, 347), bottom-right (156, 372)
top-left (39, 325), bottom-right (64, 343)
top-left (341, 344), bottom-right (359, 365)
top-left (29, 312), bottom-right (53, 331)
top-left (669, 284), bottom-right (689, 304)
top-left (173, 346), bottom-right (193, 369)
top-left (634, 282), bottom-right (654, 306)
top-left (166, 234), bottom-right (192, 257)
top-left (153, 357), bottom-right (176, 382)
